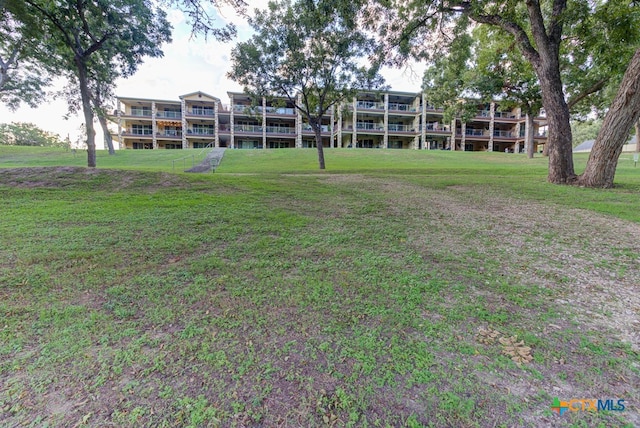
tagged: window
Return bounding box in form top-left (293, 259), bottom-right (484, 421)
top-left (165, 143), bottom-right (182, 149)
top-left (238, 140), bottom-right (260, 149)
top-left (192, 106), bottom-right (214, 116)
top-left (192, 142), bottom-right (208, 149)
top-left (132, 142), bottom-right (153, 149)
top-left (161, 108), bottom-right (181, 118)
top-left (131, 124), bottom-right (152, 135)
top-left (357, 139), bottom-right (374, 148)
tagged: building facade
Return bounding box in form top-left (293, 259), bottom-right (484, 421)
top-left (113, 90), bottom-right (547, 152)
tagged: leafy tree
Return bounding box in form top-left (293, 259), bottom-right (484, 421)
top-left (228, 0), bottom-right (384, 169)
top-left (0, 122), bottom-right (67, 147)
top-left (0, 2), bottom-right (50, 110)
top-left (370, 0), bottom-right (640, 185)
top-left (571, 119), bottom-right (602, 148)
top-left (12, 0), bottom-right (172, 167)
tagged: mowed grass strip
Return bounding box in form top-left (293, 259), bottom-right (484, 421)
top-left (1, 148), bottom-right (639, 427)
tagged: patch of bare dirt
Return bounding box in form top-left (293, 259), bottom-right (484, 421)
top-left (0, 167), bottom-right (188, 190)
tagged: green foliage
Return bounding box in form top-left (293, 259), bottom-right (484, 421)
top-left (0, 122), bottom-right (68, 147)
top-left (9, 0), bottom-right (172, 166)
top-left (0, 3), bottom-right (51, 110)
top-left (571, 119), bottom-right (603, 147)
top-left (228, 0), bottom-right (384, 168)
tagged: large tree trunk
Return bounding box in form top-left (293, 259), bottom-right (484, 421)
top-left (537, 63), bottom-right (575, 183)
top-left (635, 119), bottom-right (640, 153)
top-left (97, 113), bottom-right (115, 155)
top-left (525, 113), bottom-right (535, 159)
top-left (76, 58), bottom-right (97, 167)
top-left (578, 48), bottom-right (640, 188)
top-left (314, 123), bottom-right (326, 169)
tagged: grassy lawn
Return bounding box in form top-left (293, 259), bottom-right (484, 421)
top-left (1, 147), bottom-right (639, 427)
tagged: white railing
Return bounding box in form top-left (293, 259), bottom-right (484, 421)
top-left (188, 129), bottom-right (214, 135)
top-left (388, 124), bottom-right (413, 132)
top-left (157, 111), bottom-right (182, 119)
top-left (356, 122), bottom-right (384, 131)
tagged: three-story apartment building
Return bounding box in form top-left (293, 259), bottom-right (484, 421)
top-left (113, 90), bottom-right (547, 153)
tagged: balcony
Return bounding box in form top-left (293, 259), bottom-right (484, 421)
top-left (126, 129), bottom-right (153, 136)
top-left (157, 130), bottom-right (182, 138)
top-left (187, 128), bottom-right (214, 136)
top-left (266, 126), bottom-right (296, 134)
top-left (459, 129), bottom-right (489, 137)
top-left (234, 124), bottom-right (262, 133)
top-left (187, 109), bottom-right (214, 117)
top-left (356, 101), bottom-right (385, 110)
top-left (302, 124), bottom-right (330, 133)
top-left (388, 124), bottom-right (414, 132)
top-left (128, 110), bottom-right (152, 118)
top-left (494, 111), bottom-right (517, 119)
top-left (388, 103), bottom-right (415, 112)
top-left (493, 130), bottom-right (515, 138)
top-left (157, 111), bottom-right (182, 119)
top-left (356, 122), bottom-right (385, 131)
top-left (424, 122), bottom-right (449, 132)
top-left (264, 106), bottom-right (295, 115)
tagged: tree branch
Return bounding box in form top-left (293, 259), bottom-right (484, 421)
top-left (567, 77), bottom-right (609, 110)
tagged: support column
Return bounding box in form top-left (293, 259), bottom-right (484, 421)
top-left (488, 102), bottom-right (495, 152)
top-left (514, 121), bottom-right (522, 154)
top-left (296, 93), bottom-right (303, 148)
top-left (460, 122), bottom-right (466, 151)
top-left (152, 101), bottom-right (158, 149)
top-left (422, 94), bottom-right (427, 150)
top-left (117, 100), bottom-right (123, 149)
top-left (337, 106), bottom-right (343, 148)
top-left (214, 102), bottom-right (220, 148)
top-left (229, 94), bottom-right (235, 149)
top-left (262, 97), bottom-right (267, 149)
top-left (352, 98), bottom-right (357, 148)
top-left (383, 93), bottom-right (389, 149)
top-left (180, 99), bottom-right (187, 149)
top-left (450, 119), bottom-right (456, 150)
top-left (330, 105), bottom-right (335, 148)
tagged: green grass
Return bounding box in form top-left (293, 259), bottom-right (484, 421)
top-left (1, 147), bottom-right (639, 427)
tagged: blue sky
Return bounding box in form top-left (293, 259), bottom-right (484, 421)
top-left (0, 2), bottom-right (424, 148)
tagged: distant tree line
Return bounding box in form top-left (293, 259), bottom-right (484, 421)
top-left (0, 122), bottom-right (68, 148)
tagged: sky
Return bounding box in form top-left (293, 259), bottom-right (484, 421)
top-left (0, 2), bottom-right (425, 149)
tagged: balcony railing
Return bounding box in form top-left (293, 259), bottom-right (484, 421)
top-left (157, 111), bottom-right (182, 119)
top-left (127, 129), bottom-right (153, 135)
top-left (129, 110), bottom-right (152, 117)
top-left (188, 109), bottom-right (214, 116)
top-left (266, 126), bottom-right (296, 134)
top-left (264, 106), bottom-right (295, 115)
top-left (356, 101), bottom-right (384, 110)
top-left (388, 124), bottom-right (414, 132)
top-left (388, 103), bottom-right (415, 112)
top-left (424, 123), bottom-right (449, 132)
top-left (493, 130), bottom-right (514, 138)
top-left (157, 130), bottom-right (182, 137)
top-left (187, 129), bottom-right (214, 135)
top-left (302, 124), bottom-right (330, 132)
top-left (356, 122), bottom-right (384, 131)
top-left (495, 111), bottom-right (517, 119)
top-left (464, 129), bottom-right (489, 137)
top-left (234, 124), bottom-right (262, 133)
